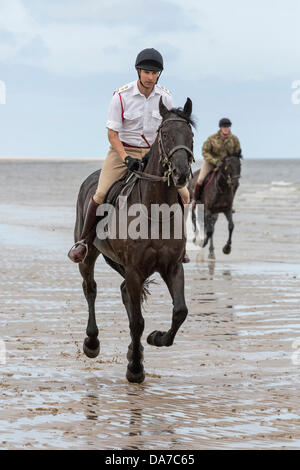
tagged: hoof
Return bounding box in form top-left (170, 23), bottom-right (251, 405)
top-left (223, 245), bottom-right (231, 255)
top-left (126, 365), bottom-right (145, 384)
top-left (83, 337), bottom-right (100, 358)
top-left (208, 252), bottom-right (215, 260)
top-left (147, 330), bottom-right (172, 347)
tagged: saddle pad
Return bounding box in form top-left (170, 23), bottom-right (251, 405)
top-left (104, 171), bottom-right (137, 207)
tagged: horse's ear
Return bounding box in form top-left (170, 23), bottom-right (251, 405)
top-left (183, 97), bottom-right (192, 117)
top-left (159, 96), bottom-right (169, 118)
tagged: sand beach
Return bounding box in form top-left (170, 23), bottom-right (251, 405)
top-left (0, 158), bottom-right (300, 449)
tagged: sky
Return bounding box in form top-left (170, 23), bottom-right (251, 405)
top-left (0, 0), bottom-right (300, 159)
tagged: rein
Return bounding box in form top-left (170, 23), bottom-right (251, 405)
top-left (158, 117), bottom-right (195, 185)
top-left (216, 156), bottom-right (241, 194)
top-left (132, 116), bottom-right (194, 186)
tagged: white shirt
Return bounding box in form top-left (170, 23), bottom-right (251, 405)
top-left (106, 80), bottom-right (174, 147)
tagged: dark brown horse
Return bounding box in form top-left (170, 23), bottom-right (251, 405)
top-left (188, 151), bottom-right (242, 259)
top-left (72, 98), bottom-right (195, 383)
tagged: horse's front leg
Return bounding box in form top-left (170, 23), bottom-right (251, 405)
top-left (123, 272), bottom-right (145, 383)
top-left (147, 263), bottom-right (188, 347)
top-left (223, 209), bottom-right (234, 255)
top-left (208, 234), bottom-right (215, 260)
top-left (203, 211), bottom-right (217, 250)
top-left (191, 206), bottom-right (198, 244)
top-left (79, 249), bottom-right (100, 358)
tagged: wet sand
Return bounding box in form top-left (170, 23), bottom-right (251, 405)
top-left (0, 159), bottom-right (300, 449)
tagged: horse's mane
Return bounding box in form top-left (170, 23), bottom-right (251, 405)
top-left (227, 150), bottom-right (243, 159)
top-left (168, 107), bottom-right (196, 129)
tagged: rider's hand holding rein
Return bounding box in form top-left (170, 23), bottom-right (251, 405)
top-left (214, 160), bottom-right (222, 170)
top-left (124, 155), bottom-right (141, 171)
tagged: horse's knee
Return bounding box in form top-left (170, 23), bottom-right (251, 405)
top-left (206, 230), bottom-right (213, 239)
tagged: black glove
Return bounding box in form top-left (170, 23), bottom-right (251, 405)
top-left (124, 155), bottom-right (141, 171)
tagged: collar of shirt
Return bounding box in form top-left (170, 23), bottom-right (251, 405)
top-left (132, 80), bottom-right (159, 99)
top-left (217, 130), bottom-right (231, 140)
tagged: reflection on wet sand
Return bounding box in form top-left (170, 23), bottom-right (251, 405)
top-left (79, 379), bottom-right (197, 450)
top-left (1, 160), bottom-right (300, 449)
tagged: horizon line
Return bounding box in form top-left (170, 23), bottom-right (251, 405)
top-left (0, 156), bottom-right (299, 161)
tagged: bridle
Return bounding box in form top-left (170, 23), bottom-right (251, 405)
top-left (129, 116), bottom-right (194, 186)
top-left (217, 155), bottom-right (241, 194)
top-left (157, 117), bottom-right (195, 185)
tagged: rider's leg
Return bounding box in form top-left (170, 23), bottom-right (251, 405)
top-left (68, 196), bottom-right (100, 263)
top-left (193, 160), bottom-right (213, 202)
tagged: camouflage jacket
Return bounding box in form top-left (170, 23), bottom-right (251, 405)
top-left (202, 131), bottom-right (241, 166)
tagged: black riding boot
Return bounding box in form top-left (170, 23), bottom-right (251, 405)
top-left (68, 196), bottom-right (100, 263)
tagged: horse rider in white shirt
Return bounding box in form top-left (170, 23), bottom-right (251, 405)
top-left (68, 48), bottom-right (190, 263)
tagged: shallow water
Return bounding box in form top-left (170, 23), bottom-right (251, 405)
top-left (0, 159), bottom-right (300, 449)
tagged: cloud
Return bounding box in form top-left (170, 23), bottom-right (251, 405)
top-left (15, 35), bottom-right (49, 65)
top-left (0, 0), bottom-right (299, 80)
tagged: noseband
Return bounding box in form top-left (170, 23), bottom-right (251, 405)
top-left (157, 117), bottom-right (195, 185)
top-left (217, 156), bottom-right (241, 193)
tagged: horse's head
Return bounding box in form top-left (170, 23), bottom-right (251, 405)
top-left (220, 150), bottom-right (242, 189)
top-left (158, 97), bottom-right (195, 188)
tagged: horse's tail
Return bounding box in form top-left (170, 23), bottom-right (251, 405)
top-left (103, 255), bottom-right (155, 305)
top-left (141, 277), bottom-right (157, 305)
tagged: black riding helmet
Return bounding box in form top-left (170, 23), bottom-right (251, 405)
top-left (219, 118), bottom-right (232, 128)
top-left (135, 48), bottom-right (164, 72)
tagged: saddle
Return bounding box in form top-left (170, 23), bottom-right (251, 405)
top-left (104, 170), bottom-right (138, 207)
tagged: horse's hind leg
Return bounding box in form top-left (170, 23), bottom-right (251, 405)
top-left (147, 263), bottom-right (188, 348)
top-left (223, 209), bottom-right (234, 255)
top-left (79, 248), bottom-right (100, 358)
top-left (122, 272), bottom-right (145, 384)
